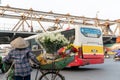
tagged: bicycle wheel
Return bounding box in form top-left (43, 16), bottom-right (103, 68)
top-left (6, 70), bottom-right (14, 80)
top-left (39, 72), bottom-right (65, 80)
top-left (6, 75), bottom-right (14, 80)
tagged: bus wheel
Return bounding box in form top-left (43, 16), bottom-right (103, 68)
top-left (71, 66), bottom-right (79, 69)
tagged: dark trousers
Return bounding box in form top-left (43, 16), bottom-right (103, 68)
top-left (15, 75), bottom-right (31, 80)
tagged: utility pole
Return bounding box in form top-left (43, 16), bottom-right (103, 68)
top-left (96, 11), bottom-right (99, 18)
top-left (0, 0), bottom-right (1, 5)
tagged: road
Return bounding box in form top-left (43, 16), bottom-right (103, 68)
top-left (61, 58), bottom-right (120, 80)
top-left (0, 56), bottom-right (120, 80)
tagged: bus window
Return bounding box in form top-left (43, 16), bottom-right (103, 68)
top-left (32, 45), bottom-right (38, 51)
top-left (80, 27), bottom-right (101, 38)
top-left (27, 38), bottom-right (41, 50)
top-left (61, 29), bottom-right (75, 43)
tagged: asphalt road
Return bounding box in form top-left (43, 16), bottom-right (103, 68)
top-left (0, 56), bottom-right (120, 80)
top-left (61, 58), bottom-right (120, 80)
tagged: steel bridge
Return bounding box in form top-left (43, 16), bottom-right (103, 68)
top-left (0, 5), bottom-right (120, 43)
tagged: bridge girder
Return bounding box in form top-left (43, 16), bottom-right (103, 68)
top-left (0, 5), bottom-right (120, 36)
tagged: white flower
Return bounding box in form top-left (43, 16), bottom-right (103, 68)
top-left (36, 32), bottom-right (70, 54)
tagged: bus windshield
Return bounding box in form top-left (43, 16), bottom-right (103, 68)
top-left (61, 29), bottom-right (75, 43)
top-left (80, 27), bottom-right (101, 38)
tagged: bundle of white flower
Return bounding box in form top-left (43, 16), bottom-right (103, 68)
top-left (36, 32), bottom-right (69, 54)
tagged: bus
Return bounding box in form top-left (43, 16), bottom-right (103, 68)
top-left (25, 25), bottom-right (104, 68)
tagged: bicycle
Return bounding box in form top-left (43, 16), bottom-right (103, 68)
top-left (6, 56), bottom-right (74, 80)
top-left (34, 65), bottom-right (65, 80)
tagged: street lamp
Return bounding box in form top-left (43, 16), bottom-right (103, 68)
top-left (96, 11), bottom-right (99, 18)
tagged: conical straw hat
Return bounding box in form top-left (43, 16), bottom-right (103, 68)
top-left (10, 37), bottom-right (29, 48)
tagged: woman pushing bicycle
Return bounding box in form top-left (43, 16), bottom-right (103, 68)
top-left (2, 37), bottom-right (40, 80)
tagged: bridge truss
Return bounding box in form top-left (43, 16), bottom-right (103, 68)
top-left (0, 5), bottom-right (120, 36)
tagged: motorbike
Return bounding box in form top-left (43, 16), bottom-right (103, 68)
top-left (112, 49), bottom-right (120, 61)
top-left (104, 50), bottom-right (110, 58)
top-left (104, 54), bottom-right (110, 58)
top-left (113, 53), bottom-right (120, 61)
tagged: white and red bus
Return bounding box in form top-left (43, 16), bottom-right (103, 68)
top-left (25, 25), bottom-right (104, 68)
top-left (66, 26), bottom-right (104, 67)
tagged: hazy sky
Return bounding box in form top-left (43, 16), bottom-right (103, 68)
top-left (1, 0), bottom-right (120, 20)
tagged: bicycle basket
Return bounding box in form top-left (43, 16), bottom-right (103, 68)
top-left (40, 56), bottom-right (74, 70)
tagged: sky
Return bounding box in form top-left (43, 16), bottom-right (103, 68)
top-left (1, 0), bottom-right (120, 20)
